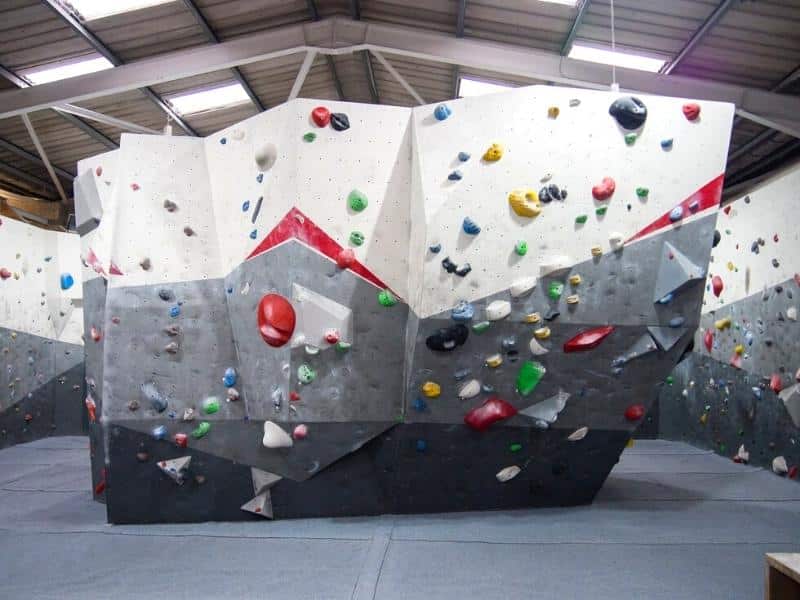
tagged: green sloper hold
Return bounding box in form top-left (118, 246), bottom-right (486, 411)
top-left (636, 187), bottom-right (649, 198)
top-left (348, 189), bottom-right (368, 212)
top-left (298, 364), bottom-right (316, 384)
top-left (350, 231), bottom-right (365, 246)
top-left (336, 341), bottom-right (351, 353)
top-left (202, 397), bottom-right (219, 414)
top-left (303, 132), bottom-right (316, 142)
top-left (191, 421), bottom-right (211, 439)
top-left (378, 289), bottom-right (398, 307)
top-left (548, 281), bottom-right (564, 300)
top-left (517, 361), bottom-right (546, 396)
top-left (596, 206), bottom-right (607, 216)
top-left (575, 214), bottom-right (588, 224)
top-left (472, 321), bottom-right (490, 334)
top-left (515, 241), bottom-right (528, 256)
top-left (624, 133), bottom-right (637, 145)
top-left (509, 443), bottom-right (522, 452)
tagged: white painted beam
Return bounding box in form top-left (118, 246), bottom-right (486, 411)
top-left (370, 51), bottom-right (425, 105)
top-left (288, 51), bottom-right (318, 100)
top-left (21, 114), bottom-right (68, 204)
top-left (55, 104), bottom-right (161, 136)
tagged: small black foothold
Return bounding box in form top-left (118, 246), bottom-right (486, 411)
top-left (330, 113), bottom-right (350, 131)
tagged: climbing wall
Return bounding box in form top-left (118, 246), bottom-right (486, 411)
top-left (659, 164), bottom-right (800, 481)
top-left (0, 217), bottom-right (85, 450)
top-left (78, 87), bottom-right (735, 523)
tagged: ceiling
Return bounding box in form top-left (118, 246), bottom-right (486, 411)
top-left (0, 0), bottom-right (798, 219)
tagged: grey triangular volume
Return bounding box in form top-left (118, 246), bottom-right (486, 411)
top-left (647, 326), bottom-right (688, 351)
top-left (613, 333), bottom-right (659, 366)
top-left (74, 169), bottom-right (103, 227)
top-left (519, 390), bottom-right (570, 425)
top-left (157, 456), bottom-right (191, 484)
top-left (652, 242), bottom-right (705, 303)
top-left (241, 490), bottom-right (274, 519)
top-left (251, 467), bottom-right (282, 495)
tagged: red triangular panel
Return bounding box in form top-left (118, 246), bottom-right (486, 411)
top-left (246, 207), bottom-right (391, 292)
top-left (626, 174), bottom-right (724, 244)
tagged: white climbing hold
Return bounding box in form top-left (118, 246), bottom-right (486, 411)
top-left (787, 306), bottom-right (797, 321)
top-left (609, 232), bottom-right (625, 252)
top-left (510, 276), bottom-right (537, 298)
top-left (567, 426), bottom-right (588, 441)
top-left (458, 379), bottom-right (481, 399)
top-left (734, 444), bottom-right (749, 463)
top-left (539, 256), bottom-right (572, 277)
top-left (158, 456), bottom-right (191, 484)
top-left (262, 421), bottom-right (293, 448)
top-left (254, 143), bottom-right (277, 171)
top-left (496, 465), bottom-right (521, 483)
top-left (529, 337), bottom-right (549, 356)
top-left (486, 300), bottom-right (511, 321)
top-left (772, 456), bottom-right (789, 476)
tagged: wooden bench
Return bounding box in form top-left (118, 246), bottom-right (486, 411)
top-left (766, 553), bottom-right (800, 599)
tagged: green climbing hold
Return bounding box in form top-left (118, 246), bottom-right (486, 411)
top-left (596, 206), bottom-right (607, 216)
top-left (350, 231), bottom-right (365, 246)
top-left (575, 214), bottom-right (588, 224)
top-left (509, 443), bottom-right (522, 452)
top-left (624, 133), bottom-right (637, 145)
top-left (191, 421), bottom-right (211, 439)
top-left (303, 132), bottom-right (316, 142)
top-left (666, 375), bottom-right (674, 385)
top-left (348, 189), bottom-right (368, 212)
top-left (298, 364), bottom-right (316, 384)
top-left (336, 341), bottom-right (351, 353)
top-left (202, 397), bottom-right (220, 415)
top-left (378, 289), bottom-right (398, 307)
top-left (472, 320), bottom-right (490, 334)
top-left (547, 281), bottom-right (564, 300)
top-left (515, 241), bottom-right (528, 256)
top-left (517, 360), bottom-right (546, 396)
top-left (636, 187), bottom-right (649, 198)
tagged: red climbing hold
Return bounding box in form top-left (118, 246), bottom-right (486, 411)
top-left (730, 353), bottom-right (742, 369)
top-left (773, 234), bottom-right (779, 243)
top-left (563, 326), bottom-right (615, 353)
top-left (174, 433), bottom-right (188, 448)
top-left (770, 374), bottom-right (783, 393)
top-left (795, 274), bottom-right (800, 287)
top-left (723, 205), bottom-right (731, 215)
top-left (130, 183), bottom-right (140, 191)
top-left (94, 479), bottom-right (106, 495)
top-left (711, 275), bottom-right (723, 297)
top-left (682, 103), bottom-right (701, 121)
top-left (464, 396), bottom-right (518, 432)
top-left (704, 330), bottom-right (713, 352)
top-left (624, 404), bottom-right (645, 421)
top-left (324, 329), bottom-right (340, 344)
top-left (592, 177), bottom-right (616, 201)
top-left (336, 249), bottom-right (355, 269)
top-left (290, 391), bottom-right (300, 402)
top-left (91, 327), bottom-right (102, 342)
top-left (0, 268), bottom-right (10, 280)
top-left (257, 293), bottom-right (296, 347)
top-left (789, 465), bottom-right (798, 479)
top-left (311, 106), bottom-right (331, 127)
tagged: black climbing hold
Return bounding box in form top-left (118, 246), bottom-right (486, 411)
top-left (330, 113), bottom-right (350, 131)
top-left (539, 186), bottom-right (552, 204)
top-left (455, 263), bottom-right (472, 277)
top-left (425, 324), bottom-right (469, 352)
top-left (713, 230), bottom-right (721, 248)
top-left (608, 96), bottom-right (648, 130)
top-left (429, 243), bottom-right (441, 254)
top-left (776, 285), bottom-right (783, 294)
top-left (751, 241), bottom-right (760, 254)
top-left (547, 184), bottom-right (562, 201)
top-left (442, 257), bottom-right (457, 273)
top-left (158, 289), bottom-right (173, 302)
top-left (560, 189), bottom-right (568, 200)
top-left (772, 258), bottom-right (780, 268)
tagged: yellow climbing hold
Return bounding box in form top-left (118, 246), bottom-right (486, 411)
top-left (534, 326), bottom-right (551, 340)
top-left (482, 143), bottom-right (503, 162)
top-left (547, 106), bottom-right (560, 119)
top-left (421, 381), bottom-right (441, 398)
top-left (714, 316), bottom-right (732, 330)
top-left (626, 438), bottom-right (635, 448)
top-left (523, 312), bottom-right (541, 324)
top-left (734, 344), bottom-right (744, 355)
top-left (569, 274), bottom-right (582, 286)
top-left (727, 261), bottom-right (735, 271)
top-left (591, 245), bottom-right (603, 257)
top-left (699, 413), bottom-right (708, 425)
top-left (508, 189), bottom-right (541, 218)
top-left (566, 294), bottom-right (579, 305)
top-left (485, 353), bottom-right (503, 368)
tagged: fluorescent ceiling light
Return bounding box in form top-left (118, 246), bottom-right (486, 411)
top-left (63, 0), bottom-right (175, 20)
top-left (537, 0), bottom-right (579, 5)
top-left (458, 76), bottom-right (516, 97)
top-left (20, 56), bottom-right (113, 85)
top-left (568, 43), bottom-right (667, 73)
top-left (167, 83), bottom-right (251, 115)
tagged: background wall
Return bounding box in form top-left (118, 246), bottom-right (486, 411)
top-left (660, 162), bottom-right (800, 479)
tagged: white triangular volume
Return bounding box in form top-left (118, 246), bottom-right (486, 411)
top-left (652, 242), bottom-right (705, 303)
top-left (509, 276), bottom-right (537, 298)
top-left (241, 490), bottom-right (274, 519)
top-left (539, 256), bottom-right (573, 277)
top-left (291, 283), bottom-right (353, 349)
top-left (614, 333), bottom-right (658, 365)
top-left (158, 456), bottom-right (191, 484)
top-left (647, 326), bottom-right (688, 351)
top-left (251, 467), bottom-right (282, 495)
top-left (519, 390), bottom-right (570, 426)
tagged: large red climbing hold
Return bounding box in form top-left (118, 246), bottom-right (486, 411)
top-left (704, 330), bottom-right (713, 352)
top-left (563, 326), bottom-right (615, 353)
top-left (624, 404), bottom-right (645, 421)
top-left (464, 396), bottom-right (518, 432)
top-left (682, 103), bottom-right (701, 121)
top-left (257, 293), bottom-right (296, 347)
top-left (711, 275), bottom-right (723, 297)
top-left (311, 106), bottom-right (331, 127)
top-left (770, 373), bottom-right (783, 393)
top-left (592, 177), bottom-right (616, 201)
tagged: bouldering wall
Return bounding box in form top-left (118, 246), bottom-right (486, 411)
top-left (78, 87), bottom-right (735, 524)
top-left (0, 217), bottom-right (85, 450)
top-left (659, 163), bottom-right (800, 481)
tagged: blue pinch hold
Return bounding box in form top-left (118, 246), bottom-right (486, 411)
top-left (249, 229), bottom-right (257, 240)
top-left (669, 206), bottom-right (684, 222)
top-left (151, 425), bottom-right (168, 440)
top-left (669, 316), bottom-right (685, 328)
top-left (448, 170), bottom-right (463, 181)
top-left (462, 217), bottom-right (481, 235)
top-left (223, 367), bottom-right (237, 387)
top-left (434, 104), bottom-right (452, 121)
top-left (660, 138), bottom-right (673, 150)
top-left (458, 151), bottom-right (471, 162)
top-left (242, 200), bottom-right (250, 212)
top-left (60, 273), bottom-right (74, 290)
top-left (169, 305), bottom-right (181, 318)
top-left (413, 397), bottom-right (427, 412)
top-left (256, 173), bottom-right (264, 183)
top-left (429, 243), bottom-right (442, 254)
top-left (657, 292), bottom-right (674, 305)
top-left (451, 300), bottom-right (475, 322)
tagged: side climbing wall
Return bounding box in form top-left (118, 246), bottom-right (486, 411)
top-left (79, 87), bottom-right (735, 523)
top-left (659, 163), bottom-right (800, 481)
top-left (0, 217), bottom-right (85, 450)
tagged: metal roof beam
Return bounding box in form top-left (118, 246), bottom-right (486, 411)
top-left (0, 137), bottom-right (73, 181)
top-left (178, 0), bottom-right (265, 111)
top-left (351, 0), bottom-right (379, 104)
top-left (452, 0), bottom-right (466, 99)
top-left (561, 0), bottom-right (591, 56)
top-left (2, 17), bottom-right (800, 135)
top-left (307, 0), bottom-right (344, 100)
top-left (0, 161), bottom-right (56, 194)
top-left (725, 138), bottom-right (800, 188)
top-left (55, 104), bottom-right (161, 135)
top-left (661, 0), bottom-right (737, 75)
top-left (41, 0), bottom-right (197, 136)
top-left (21, 114), bottom-right (68, 203)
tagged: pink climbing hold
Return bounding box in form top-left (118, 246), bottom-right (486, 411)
top-left (592, 177), bottom-right (616, 201)
top-left (130, 183), bottom-right (140, 191)
top-left (336, 249), bottom-right (355, 269)
top-left (464, 396), bottom-right (518, 432)
top-left (95, 166), bottom-right (103, 177)
top-left (795, 274), bottom-right (800, 287)
top-left (257, 293), bottom-right (296, 347)
top-left (711, 275), bottom-right (723, 297)
top-left (774, 234), bottom-right (779, 243)
top-left (109, 262), bottom-right (124, 276)
top-left (682, 103), bottom-right (701, 121)
top-left (174, 433), bottom-right (188, 448)
top-left (624, 404), bottom-right (645, 421)
top-left (0, 268), bottom-right (10, 280)
top-left (770, 374), bottom-right (783, 393)
top-left (730, 353), bottom-right (742, 369)
top-left (704, 330), bottom-right (713, 352)
top-left (293, 424), bottom-right (308, 440)
top-left (90, 327), bottom-right (102, 342)
top-left (563, 326), bottom-right (615, 353)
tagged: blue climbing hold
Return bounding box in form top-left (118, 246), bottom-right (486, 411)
top-left (415, 439), bottom-right (427, 452)
top-left (434, 104), bottom-right (452, 121)
top-left (256, 173), bottom-right (264, 183)
top-left (657, 293), bottom-right (674, 305)
top-left (220, 138), bottom-right (227, 145)
top-left (451, 300), bottom-right (475, 322)
top-left (429, 243), bottom-right (441, 254)
top-left (227, 287), bottom-right (233, 294)
top-left (413, 397), bottom-right (427, 412)
top-left (448, 170), bottom-right (463, 181)
top-left (669, 316), bottom-right (685, 328)
top-left (242, 200), bottom-right (250, 212)
top-left (151, 425), bottom-right (167, 440)
top-left (462, 217), bottom-right (481, 235)
top-left (223, 367), bottom-right (237, 387)
top-left (669, 206), bottom-right (684, 222)
top-left (660, 138), bottom-right (673, 150)
top-left (169, 305), bottom-right (181, 318)
top-left (249, 229), bottom-right (257, 240)
top-left (454, 368), bottom-right (471, 381)
top-left (482, 383), bottom-right (495, 393)
top-left (752, 387), bottom-right (762, 400)
top-left (458, 151), bottom-right (470, 162)
top-left (60, 273), bottom-right (74, 290)
top-left (745, 330), bottom-right (754, 346)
